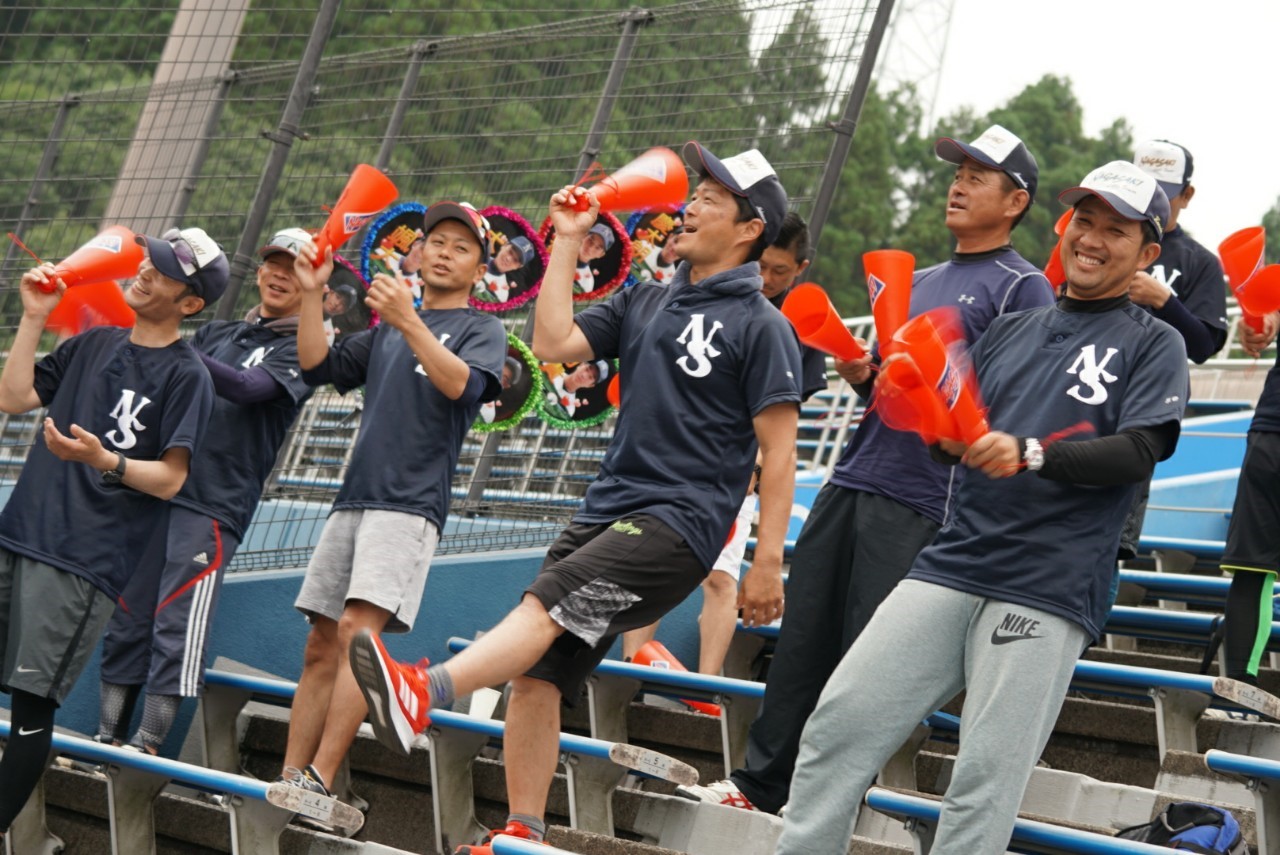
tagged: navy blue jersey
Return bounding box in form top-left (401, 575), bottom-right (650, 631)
top-left (573, 262), bottom-right (803, 568)
top-left (908, 302), bottom-right (1189, 640)
top-left (0, 327), bottom-right (213, 600)
top-left (1142, 225), bottom-right (1229, 355)
top-left (1250, 349), bottom-right (1280, 434)
top-left (303, 308), bottom-right (506, 527)
top-left (830, 247), bottom-right (1053, 524)
top-left (170, 320), bottom-right (313, 536)
top-left (768, 289), bottom-right (829, 402)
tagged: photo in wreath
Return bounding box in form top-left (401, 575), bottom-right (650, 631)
top-left (325, 254), bottom-right (375, 338)
top-left (626, 206), bottom-right (684, 286)
top-left (538, 358), bottom-right (617, 428)
top-left (361, 202), bottom-right (427, 307)
top-left (470, 206), bottom-right (547, 313)
top-left (474, 334), bottom-right (542, 433)
top-left (539, 211), bottom-right (631, 302)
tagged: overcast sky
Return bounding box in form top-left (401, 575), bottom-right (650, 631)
top-left (925, 0), bottom-right (1279, 252)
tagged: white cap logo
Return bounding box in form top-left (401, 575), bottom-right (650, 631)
top-left (178, 227), bottom-right (222, 271)
top-left (720, 149), bottom-right (777, 191)
top-left (1133, 140), bottom-right (1186, 186)
top-left (971, 124), bottom-right (1022, 165)
top-left (1081, 161), bottom-right (1157, 213)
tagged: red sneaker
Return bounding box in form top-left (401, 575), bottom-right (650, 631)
top-left (455, 820), bottom-right (544, 854)
top-left (349, 628), bottom-right (431, 755)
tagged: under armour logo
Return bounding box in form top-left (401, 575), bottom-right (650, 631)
top-left (1148, 265), bottom-right (1182, 294)
top-left (415, 333), bottom-right (452, 376)
top-left (241, 346), bottom-right (273, 369)
top-left (1066, 344), bottom-right (1119, 405)
top-left (675, 314), bottom-right (723, 378)
top-left (106, 389), bottom-right (152, 450)
top-left (958, 294), bottom-right (975, 304)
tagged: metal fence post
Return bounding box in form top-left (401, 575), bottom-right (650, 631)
top-left (375, 40), bottom-right (435, 172)
top-left (216, 0), bottom-right (342, 320)
top-left (805, 0), bottom-right (896, 256)
top-left (2, 94), bottom-right (79, 279)
top-left (168, 72), bottom-right (236, 227)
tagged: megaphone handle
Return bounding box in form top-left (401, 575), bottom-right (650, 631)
top-left (1245, 312), bottom-right (1265, 334)
top-left (311, 234), bottom-right (331, 269)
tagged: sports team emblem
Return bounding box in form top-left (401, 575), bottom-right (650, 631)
top-left (1066, 344), bottom-right (1119, 406)
top-left (87, 234), bottom-right (123, 253)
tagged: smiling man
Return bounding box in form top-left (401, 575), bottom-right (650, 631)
top-left (775, 161), bottom-right (1189, 855)
top-left (0, 228), bottom-right (223, 839)
top-left (95, 227), bottom-right (315, 758)
top-left (349, 142), bottom-right (803, 853)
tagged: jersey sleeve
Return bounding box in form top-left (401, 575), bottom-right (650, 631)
top-left (303, 327), bottom-right (376, 394)
top-left (1116, 324), bottom-right (1190, 456)
top-left (741, 313), bottom-right (804, 416)
top-left (1001, 270), bottom-right (1055, 313)
top-left (574, 284), bottom-right (637, 360)
top-left (1176, 249), bottom-right (1229, 346)
top-left (799, 344), bottom-right (829, 402)
top-left (256, 337), bottom-right (313, 406)
top-left (158, 359), bottom-right (216, 456)
top-left (451, 315), bottom-right (508, 403)
top-left (32, 330), bottom-right (87, 406)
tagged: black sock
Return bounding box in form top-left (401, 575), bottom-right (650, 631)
top-left (1225, 571), bottom-right (1272, 682)
top-left (0, 690), bottom-right (58, 831)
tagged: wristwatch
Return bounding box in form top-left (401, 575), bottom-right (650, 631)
top-left (1022, 437), bottom-right (1045, 473)
top-left (102, 452), bottom-right (127, 485)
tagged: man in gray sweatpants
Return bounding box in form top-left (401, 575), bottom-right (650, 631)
top-left (776, 162), bottom-right (1190, 854)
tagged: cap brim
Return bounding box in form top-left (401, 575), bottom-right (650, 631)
top-left (135, 234), bottom-right (193, 286)
top-left (934, 137), bottom-right (1002, 172)
top-left (682, 141), bottom-right (747, 196)
top-left (423, 203), bottom-right (488, 262)
top-left (1154, 179), bottom-right (1184, 202)
top-left (1057, 186), bottom-right (1147, 223)
top-left (259, 243), bottom-right (301, 259)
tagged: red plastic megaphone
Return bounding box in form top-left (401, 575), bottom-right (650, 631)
top-left (313, 165), bottom-right (399, 266)
top-left (45, 280), bottom-right (135, 335)
top-left (863, 249), bottom-right (914, 352)
top-left (876, 353), bottom-right (958, 445)
top-left (1236, 264), bottom-right (1280, 319)
top-left (893, 311), bottom-right (988, 445)
top-left (781, 283), bottom-right (867, 361)
top-left (1219, 226), bottom-right (1267, 332)
top-left (41, 225), bottom-right (144, 293)
top-left (1043, 208), bottom-right (1074, 289)
top-left (631, 640), bottom-right (721, 717)
top-left (571, 148), bottom-right (689, 213)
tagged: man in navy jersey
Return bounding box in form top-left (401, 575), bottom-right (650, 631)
top-left (96, 227), bottom-right (314, 756)
top-left (0, 228), bottom-right (224, 838)
top-left (276, 202), bottom-right (506, 810)
top-left (680, 124), bottom-right (1053, 813)
top-left (349, 141), bottom-right (803, 853)
top-left (776, 161), bottom-right (1189, 855)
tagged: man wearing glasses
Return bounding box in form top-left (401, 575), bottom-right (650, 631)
top-left (0, 227), bottom-right (227, 840)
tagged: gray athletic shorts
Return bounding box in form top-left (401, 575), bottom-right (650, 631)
top-left (294, 509), bottom-right (439, 633)
top-left (0, 548), bottom-right (115, 704)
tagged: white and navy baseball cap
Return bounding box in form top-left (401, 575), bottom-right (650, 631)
top-left (682, 142), bottom-right (789, 244)
top-left (136, 227), bottom-right (230, 303)
top-left (1058, 161), bottom-right (1172, 241)
top-left (935, 124), bottom-right (1039, 202)
top-left (259, 227), bottom-right (313, 260)
top-left (1133, 139), bottom-right (1193, 202)
top-left (422, 200), bottom-right (490, 263)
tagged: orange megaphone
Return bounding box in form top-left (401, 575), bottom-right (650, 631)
top-left (41, 225), bottom-right (144, 293)
top-left (863, 249), bottom-right (914, 352)
top-left (45, 280), bottom-right (135, 335)
top-left (606, 372), bottom-right (621, 408)
top-left (571, 147), bottom-right (689, 213)
top-left (1043, 208), bottom-right (1074, 289)
top-left (312, 164), bottom-right (399, 266)
top-left (631, 640), bottom-right (720, 717)
top-left (1219, 226), bottom-right (1267, 333)
top-left (781, 283), bottom-right (867, 361)
top-left (876, 353), bottom-right (958, 445)
top-left (1236, 264), bottom-right (1280, 319)
top-left (893, 311), bottom-right (988, 445)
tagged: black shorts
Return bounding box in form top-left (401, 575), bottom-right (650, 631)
top-left (524, 514), bottom-right (706, 701)
top-left (1223, 430), bottom-right (1280, 575)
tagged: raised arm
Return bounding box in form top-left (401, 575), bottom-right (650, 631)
top-left (532, 186), bottom-right (599, 364)
top-left (292, 241), bottom-right (335, 370)
top-left (0, 264), bottom-right (66, 414)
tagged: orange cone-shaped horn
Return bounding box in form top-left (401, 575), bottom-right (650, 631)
top-left (877, 354), bottom-right (958, 445)
top-left (781, 283), bottom-right (867, 361)
top-left (1220, 226), bottom-right (1267, 332)
top-left (1237, 264), bottom-right (1280, 318)
top-left (631, 640), bottom-right (720, 717)
top-left (49, 225), bottom-right (144, 291)
top-left (1044, 209), bottom-right (1074, 289)
top-left (606, 372), bottom-right (621, 408)
top-left (863, 249), bottom-right (914, 352)
top-left (45, 280), bottom-right (135, 335)
top-left (893, 311), bottom-right (989, 444)
top-left (313, 165), bottom-right (399, 265)
top-left (572, 147), bottom-right (689, 213)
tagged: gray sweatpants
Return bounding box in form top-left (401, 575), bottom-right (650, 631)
top-left (775, 579), bottom-right (1088, 855)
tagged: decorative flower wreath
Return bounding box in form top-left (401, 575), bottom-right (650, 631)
top-left (359, 201), bottom-right (427, 286)
top-left (624, 205), bottom-right (685, 288)
top-left (471, 333), bottom-right (543, 434)
top-left (538, 210), bottom-right (632, 303)
top-left (331, 252), bottom-right (379, 329)
top-left (469, 206), bottom-right (549, 314)
top-left (537, 357), bottom-right (619, 429)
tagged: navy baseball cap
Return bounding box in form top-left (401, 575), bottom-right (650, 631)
top-left (1058, 161), bottom-right (1172, 241)
top-left (1133, 139), bottom-right (1193, 202)
top-left (587, 223), bottom-right (616, 251)
top-left (935, 124), bottom-right (1039, 202)
top-left (136, 227), bottom-right (229, 304)
top-left (422, 201), bottom-right (490, 264)
top-left (682, 142), bottom-right (789, 244)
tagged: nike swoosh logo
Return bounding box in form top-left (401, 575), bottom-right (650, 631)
top-left (990, 630), bottom-right (1043, 645)
top-left (16, 665), bottom-right (38, 673)
top-left (18, 727), bottom-right (44, 736)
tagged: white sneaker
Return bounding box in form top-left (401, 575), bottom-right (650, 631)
top-left (674, 779), bottom-right (759, 811)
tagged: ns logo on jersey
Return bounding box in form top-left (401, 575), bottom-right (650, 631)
top-left (675, 314), bottom-right (724, 378)
top-left (241, 346), bottom-right (275, 370)
top-left (106, 389), bottom-right (152, 450)
top-left (1066, 344), bottom-right (1119, 406)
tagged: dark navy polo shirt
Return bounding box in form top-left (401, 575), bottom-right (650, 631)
top-left (0, 327), bottom-right (213, 600)
top-left (1142, 225), bottom-right (1229, 355)
top-left (830, 247), bottom-right (1054, 524)
top-left (1250, 350), bottom-right (1280, 434)
top-left (170, 320), bottom-right (313, 537)
top-left (573, 261), bottom-right (803, 568)
top-left (303, 308), bottom-right (506, 528)
top-left (908, 301), bottom-right (1189, 641)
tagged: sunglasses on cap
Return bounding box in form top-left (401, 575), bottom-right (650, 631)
top-left (160, 228), bottom-right (201, 279)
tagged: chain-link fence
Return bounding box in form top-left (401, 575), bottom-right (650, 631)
top-left (0, 0), bottom-right (891, 567)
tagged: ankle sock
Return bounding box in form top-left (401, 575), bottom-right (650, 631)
top-left (509, 813), bottom-right (546, 842)
top-left (426, 664), bottom-right (455, 709)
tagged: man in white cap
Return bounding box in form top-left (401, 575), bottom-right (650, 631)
top-left (776, 161), bottom-right (1189, 854)
top-left (0, 227), bottom-right (224, 838)
top-left (95, 226), bottom-right (315, 758)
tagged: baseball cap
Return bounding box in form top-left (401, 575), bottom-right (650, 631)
top-left (587, 223), bottom-right (616, 252)
top-left (259, 227), bottom-right (313, 260)
top-left (509, 236), bottom-right (536, 265)
top-left (935, 124), bottom-right (1039, 202)
top-left (591, 359), bottom-right (610, 382)
top-left (682, 142), bottom-right (789, 244)
top-left (1133, 139), bottom-right (1193, 202)
top-left (1058, 161), bottom-right (1171, 241)
top-left (422, 201), bottom-right (490, 264)
top-left (136, 227), bottom-right (230, 304)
